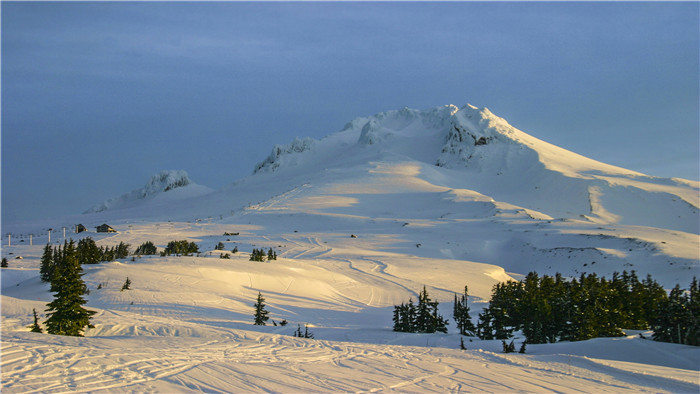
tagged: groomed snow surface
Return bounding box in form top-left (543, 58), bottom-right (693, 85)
top-left (2, 221), bottom-right (698, 393)
top-left (2, 103), bottom-right (699, 392)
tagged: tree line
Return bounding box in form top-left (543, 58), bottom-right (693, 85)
top-left (40, 238), bottom-right (130, 282)
top-left (250, 248), bottom-right (277, 262)
top-left (476, 271), bottom-right (699, 346)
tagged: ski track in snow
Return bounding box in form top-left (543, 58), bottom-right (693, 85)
top-left (4, 330), bottom-right (697, 393)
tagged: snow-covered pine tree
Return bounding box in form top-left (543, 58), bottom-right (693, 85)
top-left (44, 240), bottom-right (95, 336)
top-left (253, 292), bottom-right (269, 325)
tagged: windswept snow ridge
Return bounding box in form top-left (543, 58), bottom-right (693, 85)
top-left (253, 137), bottom-right (317, 174)
top-left (85, 170), bottom-right (213, 213)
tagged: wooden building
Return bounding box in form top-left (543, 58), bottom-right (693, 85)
top-left (96, 224), bottom-right (116, 233)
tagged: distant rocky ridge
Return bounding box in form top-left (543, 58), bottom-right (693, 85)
top-left (85, 170), bottom-right (211, 213)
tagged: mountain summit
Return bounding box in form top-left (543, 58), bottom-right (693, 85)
top-left (249, 103), bottom-right (698, 232)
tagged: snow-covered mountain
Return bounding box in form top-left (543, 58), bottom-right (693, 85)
top-left (3, 103), bottom-right (698, 392)
top-left (250, 103), bottom-right (697, 232)
top-left (84, 170), bottom-right (214, 213)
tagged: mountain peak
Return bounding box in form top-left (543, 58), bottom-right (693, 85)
top-left (85, 170), bottom-right (211, 213)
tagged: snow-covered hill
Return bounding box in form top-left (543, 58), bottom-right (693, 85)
top-left (2, 102), bottom-right (698, 392)
top-left (84, 170), bottom-right (214, 213)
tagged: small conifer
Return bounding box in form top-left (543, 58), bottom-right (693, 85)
top-left (121, 277), bottom-right (131, 291)
top-left (30, 309), bottom-right (43, 333)
top-left (253, 292), bottom-right (269, 325)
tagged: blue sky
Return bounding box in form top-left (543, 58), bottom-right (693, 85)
top-left (2, 1), bottom-right (698, 223)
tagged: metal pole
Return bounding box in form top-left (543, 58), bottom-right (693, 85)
top-left (7, 234), bottom-right (10, 247)
top-left (48, 230), bottom-right (51, 243)
top-left (30, 234), bottom-right (32, 246)
top-left (63, 227), bottom-right (66, 239)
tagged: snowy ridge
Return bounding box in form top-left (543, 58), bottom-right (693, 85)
top-left (84, 170), bottom-right (213, 213)
top-left (253, 137), bottom-right (317, 174)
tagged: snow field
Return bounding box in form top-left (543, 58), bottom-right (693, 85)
top-left (2, 220), bottom-right (699, 392)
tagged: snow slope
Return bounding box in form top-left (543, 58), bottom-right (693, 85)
top-left (2, 223), bottom-right (699, 392)
top-left (2, 103), bottom-right (699, 392)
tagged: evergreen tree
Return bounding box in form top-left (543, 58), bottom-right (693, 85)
top-left (164, 240), bottom-right (199, 256)
top-left (1, 257), bottom-right (8, 268)
top-left (476, 308), bottom-right (495, 340)
top-left (393, 298), bottom-right (416, 333)
top-left (518, 341), bottom-right (527, 354)
top-left (502, 340), bottom-right (516, 353)
top-left (100, 245), bottom-right (115, 262)
top-left (134, 241), bottom-right (157, 255)
top-left (114, 242), bottom-right (130, 259)
top-left (652, 277), bottom-right (699, 346)
top-left (520, 272), bottom-right (553, 344)
top-left (453, 285), bottom-right (476, 336)
top-left (249, 248), bottom-right (267, 262)
top-left (687, 277), bottom-right (700, 346)
top-left (30, 308), bottom-right (43, 333)
top-left (415, 286), bottom-right (448, 333)
top-left (121, 277), bottom-right (132, 291)
top-left (44, 240), bottom-right (95, 336)
top-left (304, 324), bottom-right (314, 339)
top-left (39, 243), bottom-right (55, 282)
top-left (253, 292), bottom-right (269, 325)
top-left (486, 281), bottom-right (520, 340)
top-left (77, 237), bottom-right (102, 264)
top-left (641, 274), bottom-right (668, 324)
top-left (215, 242), bottom-right (225, 250)
top-left (232, 246), bottom-right (238, 254)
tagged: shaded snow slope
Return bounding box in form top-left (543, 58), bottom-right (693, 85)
top-left (85, 170), bottom-right (214, 213)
